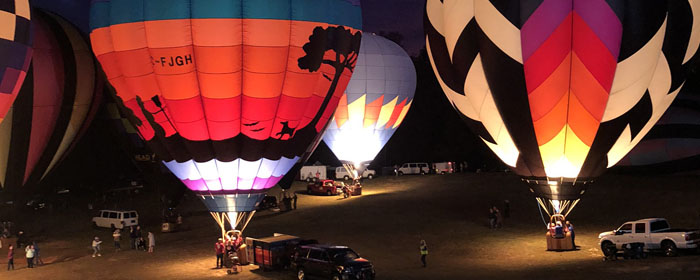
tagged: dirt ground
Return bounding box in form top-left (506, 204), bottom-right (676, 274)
top-left (0, 172), bottom-right (699, 280)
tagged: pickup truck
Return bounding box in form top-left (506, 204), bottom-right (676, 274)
top-left (598, 218), bottom-right (699, 257)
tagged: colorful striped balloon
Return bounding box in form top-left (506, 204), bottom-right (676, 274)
top-left (323, 33), bottom-right (416, 165)
top-left (0, 0), bottom-right (32, 124)
top-left (425, 0), bottom-right (700, 215)
top-left (0, 10), bottom-right (100, 190)
top-left (89, 0), bottom-right (362, 233)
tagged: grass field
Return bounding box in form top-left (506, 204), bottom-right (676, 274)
top-left (0, 172), bottom-right (699, 279)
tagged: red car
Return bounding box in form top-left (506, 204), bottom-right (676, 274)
top-left (307, 180), bottom-right (341, 196)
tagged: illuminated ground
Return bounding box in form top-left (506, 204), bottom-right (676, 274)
top-left (0, 172), bottom-right (699, 279)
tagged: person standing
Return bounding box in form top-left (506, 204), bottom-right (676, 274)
top-left (504, 200), bottom-right (510, 218)
top-left (147, 232), bottom-right (155, 253)
top-left (7, 244), bottom-right (14, 270)
top-left (25, 244), bottom-right (35, 268)
top-left (135, 226), bottom-right (143, 250)
top-left (113, 229), bottom-right (121, 251)
top-left (566, 221), bottom-right (576, 248)
top-left (493, 206), bottom-right (503, 228)
top-left (92, 237), bottom-right (102, 257)
top-left (419, 239), bottom-right (428, 267)
top-left (129, 226), bottom-right (137, 250)
top-left (488, 208), bottom-right (496, 229)
top-left (32, 241), bottom-right (43, 266)
top-left (292, 193), bottom-right (298, 210)
top-left (215, 238), bottom-right (225, 269)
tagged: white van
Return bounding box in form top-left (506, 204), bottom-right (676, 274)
top-left (397, 163), bottom-right (429, 175)
top-left (300, 165), bottom-right (327, 181)
top-left (335, 167), bottom-right (375, 180)
top-left (92, 210), bottom-right (139, 229)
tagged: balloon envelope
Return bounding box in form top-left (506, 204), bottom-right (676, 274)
top-left (0, 10), bottom-right (100, 190)
top-left (425, 0), bottom-right (700, 201)
top-left (0, 0), bottom-right (32, 123)
top-left (323, 33), bottom-right (416, 165)
top-left (89, 0), bottom-right (362, 215)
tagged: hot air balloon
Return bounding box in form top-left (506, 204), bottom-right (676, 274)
top-left (89, 0), bottom-right (362, 237)
top-left (0, 0), bottom-right (32, 124)
top-left (425, 0), bottom-right (700, 217)
top-left (0, 9), bottom-right (100, 193)
top-left (322, 33), bottom-right (416, 178)
top-left (617, 91), bottom-right (700, 173)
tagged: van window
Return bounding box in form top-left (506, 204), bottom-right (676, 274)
top-left (102, 211), bottom-right (109, 218)
top-left (419, 163), bottom-right (427, 167)
top-left (109, 212), bottom-right (118, 219)
top-left (130, 212), bottom-right (137, 217)
top-left (337, 167), bottom-right (342, 172)
top-left (401, 164), bottom-right (408, 168)
top-left (635, 223), bottom-right (646, 233)
top-left (409, 164), bottom-right (416, 168)
top-left (296, 248), bottom-right (310, 259)
top-left (123, 212), bottom-right (130, 219)
top-left (117, 213), bottom-right (122, 219)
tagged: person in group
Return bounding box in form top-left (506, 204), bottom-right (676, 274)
top-left (92, 237), bottom-right (102, 257)
top-left (147, 232), bottom-right (155, 253)
top-left (554, 221), bottom-right (564, 238)
top-left (488, 208), bottom-right (496, 229)
top-left (129, 226), bottom-right (137, 250)
top-left (293, 193), bottom-right (298, 210)
top-left (215, 238), bottom-right (225, 269)
top-left (25, 244), bottom-right (35, 268)
top-left (7, 244), bottom-right (14, 270)
top-left (16, 231), bottom-right (26, 248)
top-left (493, 206), bottom-right (503, 228)
top-left (419, 239), bottom-right (428, 268)
top-left (113, 229), bottom-right (121, 251)
top-left (566, 221), bottom-right (576, 248)
top-left (137, 237), bottom-right (147, 251)
top-left (548, 222), bottom-right (556, 236)
top-left (32, 241), bottom-right (43, 266)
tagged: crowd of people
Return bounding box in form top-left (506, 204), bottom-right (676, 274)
top-left (548, 220), bottom-right (576, 248)
top-left (92, 225), bottom-right (156, 258)
top-left (215, 231), bottom-right (244, 271)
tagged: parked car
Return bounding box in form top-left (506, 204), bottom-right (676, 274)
top-left (432, 162), bottom-right (455, 174)
top-left (293, 244), bottom-right (375, 280)
top-left (598, 218), bottom-right (699, 257)
top-left (307, 180), bottom-right (341, 196)
top-left (397, 162), bottom-right (429, 175)
top-left (334, 167), bottom-right (375, 180)
top-left (92, 210), bottom-right (139, 229)
top-left (301, 165), bottom-right (328, 182)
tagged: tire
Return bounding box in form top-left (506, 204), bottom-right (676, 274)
top-left (441, 171), bottom-right (446, 175)
top-left (331, 275), bottom-right (340, 280)
top-left (297, 268), bottom-right (306, 280)
top-left (662, 240), bottom-right (678, 257)
top-left (420, 171), bottom-right (426, 175)
top-left (306, 178), bottom-right (311, 182)
top-left (600, 241), bottom-right (615, 257)
top-left (307, 188), bottom-right (312, 195)
top-left (344, 175), bottom-right (349, 180)
top-left (398, 171), bottom-right (403, 176)
top-left (327, 190), bottom-right (332, 196)
top-left (367, 174), bottom-right (373, 179)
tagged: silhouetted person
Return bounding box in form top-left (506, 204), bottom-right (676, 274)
top-left (488, 208), bottom-right (496, 229)
top-left (567, 221), bottom-right (576, 248)
top-left (7, 244), bottom-right (14, 270)
top-left (16, 231), bottom-right (26, 248)
top-left (419, 239), bottom-right (428, 267)
top-left (33, 241), bottom-right (43, 265)
top-left (293, 193), bottom-right (298, 210)
top-left (504, 200), bottom-right (510, 218)
top-left (215, 238), bottom-right (225, 268)
top-left (129, 226), bottom-right (137, 249)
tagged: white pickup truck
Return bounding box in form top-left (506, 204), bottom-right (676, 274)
top-left (598, 218), bottom-right (699, 256)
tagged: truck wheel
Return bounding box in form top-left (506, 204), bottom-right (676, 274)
top-left (398, 171), bottom-right (403, 176)
top-left (600, 241), bottom-right (615, 257)
top-left (327, 190), bottom-right (332, 196)
top-left (420, 171), bottom-right (426, 175)
top-left (331, 275), bottom-right (340, 280)
top-left (297, 268), bottom-right (306, 280)
top-left (662, 241), bottom-right (678, 257)
top-left (306, 178), bottom-right (311, 182)
top-left (344, 175), bottom-right (349, 180)
top-left (367, 174), bottom-right (373, 179)
top-left (307, 188), bottom-right (312, 195)
top-left (441, 171), bottom-right (446, 175)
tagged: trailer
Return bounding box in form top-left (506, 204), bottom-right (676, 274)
top-left (251, 234), bottom-right (301, 271)
top-left (300, 165), bottom-right (327, 181)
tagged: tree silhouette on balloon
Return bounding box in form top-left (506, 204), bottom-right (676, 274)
top-left (298, 25), bottom-right (362, 129)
